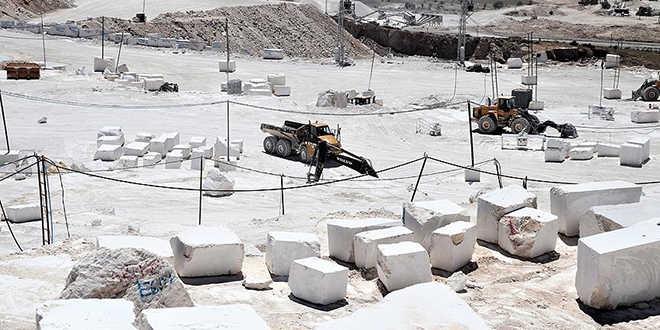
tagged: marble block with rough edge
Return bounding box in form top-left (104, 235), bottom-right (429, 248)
top-left (37, 299), bottom-right (137, 330)
top-left (135, 132), bottom-right (155, 143)
top-left (213, 136), bottom-right (240, 158)
top-left (596, 143), bottom-right (620, 157)
top-left (265, 231), bottom-right (320, 276)
top-left (118, 155), bottom-right (138, 168)
top-left (165, 150), bottom-right (183, 169)
top-left (327, 218), bottom-right (401, 263)
top-left (377, 241), bottom-right (432, 292)
top-left (550, 180), bottom-right (642, 237)
top-left (94, 144), bottom-right (123, 161)
top-left (477, 185), bottom-right (537, 243)
top-left (546, 138), bottom-right (564, 149)
top-left (97, 134), bottom-right (125, 147)
top-left (579, 201), bottom-right (660, 238)
top-left (143, 152), bottom-right (161, 168)
top-left (96, 235), bottom-right (174, 264)
top-left (429, 221), bottom-right (477, 272)
top-left (189, 136), bottom-right (207, 148)
top-left (402, 200), bottom-right (470, 251)
top-left (123, 142), bottom-right (150, 157)
top-left (173, 144), bottom-right (192, 159)
top-left (498, 207), bottom-right (558, 259)
top-left (137, 305), bottom-right (271, 330)
top-left (353, 226), bottom-right (414, 269)
top-left (631, 110), bottom-right (660, 124)
top-left (545, 147), bottom-right (566, 162)
top-left (288, 257), bottom-right (348, 305)
top-left (569, 147), bottom-right (594, 161)
top-left (149, 135), bottom-right (169, 157)
top-left (169, 226), bottom-right (244, 277)
top-left (576, 219), bottom-right (660, 309)
top-left (315, 282), bottom-right (490, 330)
top-left (98, 126), bottom-right (122, 138)
top-left (620, 143), bottom-right (643, 167)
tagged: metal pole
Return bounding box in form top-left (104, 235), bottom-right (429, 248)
top-left (142, 0), bottom-right (146, 13)
top-left (599, 62), bottom-right (604, 107)
top-left (225, 17), bottom-right (230, 84)
top-left (0, 90), bottom-right (10, 153)
top-left (280, 174), bottom-right (285, 215)
top-left (41, 13), bottom-right (46, 68)
top-left (368, 48), bottom-right (376, 90)
top-left (410, 155), bottom-right (428, 202)
top-left (226, 101), bottom-right (230, 161)
top-left (198, 156), bottom-right (203, 225)
top-left (101, 16), bottom-right (105, 59)
top-left (468, 101), bottom-right (475, 167)
top-left (115, 31), bottom-right (124, 73)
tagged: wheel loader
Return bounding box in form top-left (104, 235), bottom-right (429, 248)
top-left (632, 73), bottom-right (660, 101)
top-left (471, 96), bottom-right (578, 138)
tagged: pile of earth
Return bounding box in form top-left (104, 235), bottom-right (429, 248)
top-left (0, 0), bottom-right (74, 20)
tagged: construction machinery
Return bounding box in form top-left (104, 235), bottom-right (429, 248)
top-left (471, 96), bottom-right (578, 138)
top-left (632, 73), bottom-right (660, 101)
top-left (260, 121), bottom-right (378, 182)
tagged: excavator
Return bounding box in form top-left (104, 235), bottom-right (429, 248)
top-left (260, 121), bottom-right (378, 182)
top-left (632, 72), bottom-right (660, 101)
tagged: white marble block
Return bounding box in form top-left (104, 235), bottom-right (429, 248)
top-left (96, 235), bottom-right (174, 263)
top-left (402, 200), bottom-right (470, 250)
top-left (506, 57), bottom-right (523, 69)
top-left (6, 203), bottom-right (40, 223)
top-left (213, 136), bottom-right (240, 159)
top-left (144, 78), bottom-right (165, 91)
top-left (97, 134), bottom-right (125, 147)
top-left (149, 135), bottom-right (169, 156)
top-left (597, 143), bottom-right (620, 157)
top-left (265, 231), bottom-right (320, 276)
top-left (37, 299), bottom-right (136, 330)
top-left (579, 201), bottom-right (660, 237)
top-left (199, 145), bottom-right (214, 159)
top-left (631, 110), bottom-right (660, 123)
top-left (620, 143), bottom-right (644, 167)
top-left (528, 101), bottom-right (544, 110)
top-left (117, 155), bottom-right (138, 168)
top-left (569, 147), bottom-right (594, 160)
top-left (628, 137), bottom-right (650, 162)
top-left (377, 241), bottom-right (432, 292)
top-left (218, 60), bottom-right (236, 72)
top-left (170, 226), bottom-right (244, 277)
top-left (165, 150), bottom-right (183, 169)
top-left (288, 257), bottom-right (348, 305)
top-left (550, 180), bottom-right (642, 237)
top-left (94, 144), bottom-right (123, 161)
top-left (189, 136), bottom-right (207, 148)
top-left (94, 57), bottom-right (115, 72)
top-left (98, 126), bottom-right (122, 138)
top-left (353, 226), bottom-right (414, 269)
top-left (605, 54), bottom-right (620, 67)
top-left (576, 220), bottom-right (660, 309)
top-left (327, 218), bottom-right (401, 263)
top-left (166, 132), bottom-right (180, 151)
top-left (230, 139), bottom-right (244, 153)
top-left (546, 138), bottom-right (564, 149)
top-left (603, 88), bottom-right (621, 99)
top-left (123, 142), bottom-right (150, 156)
top-left (191, 149), bottom-right (205, 171)
top-left (173, 144), bottom-right (192, 159)
top-left (143, 152), bottom-right (162, 168)
top-left (497, 207), bottom-right (558, 259)
top-left (477, 185), bottom-right (537, 243)
top-left (138, 305), bottom-right (271, 330)
top-left (273, 85), bottom-right (291, 96)
top-left (429, 221), bottom-right (477, 272)
top-left (135, 132), bottom-right (155, 143)
top-left (545, 147), bottom-right (567, 162)
top-left (316, 282), bottom-right (490, 330)
top-left (267, 73), bottom-right (286, 86)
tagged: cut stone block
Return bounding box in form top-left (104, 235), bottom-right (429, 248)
top-left (199, 145), bottom-right (214, 159)
top-left (402, 200), bottom-right (470, 250)
top-left (288, 257), bottom-right (348, 305)
top-left (265, 231), bottom-right (320, 276)
top-left (5, 203), bottom-right (40, 223)
top-left (144, 78), bottom-right (164, 91)
top-left (546, 138), bottom-right (564, 149)
top-left (273, 85), bottom-right (291, 96)
top-left (627, 137), bottom-right (650, 162)
top-left (550, 180), bottom-right (642, 236)
top-left (213, 136), bottom-right (240, 159)
top-left (578, 141), bottom-right (598, 153)
top-left (498, 207), bottom-right (558, 259)
top-left (316, 282), bottom-right (490, 330)
top-left (528, 101), bottom-right (544, 110)
top-left (189, 136), bottom-right (206, 148)
top-left (429, 221), bottom-right (477, 272)
top-left (620, 143), bottom-right (644, 167)
top-left (464, 168), bottom-right (481, 182)
top-left (165, 150), bottom-right (183, 169)
top-left (263, 49), bottom-right (285, 60)
top-left (545, 147), bottom-right (567, 162)
top-left (327, 218), bottom-right (401, 263)
top-left (521, 75), bottom-right (537, 85)
top-left (123, 142), bottom-right (150, 156)
top-left (267, 73), bottom-right (286, 86)
top-left (377, 241), bottom-right (432, 292)
top-left (579, 201), bottom-right (660, 237)
top-left (97, 134), bottom-right (125, 147)
top-left (506, 57), bottom-right (523, 69)
top-left (605, 54), bottom-right (620, 68)
top-left (94, 144), bottom-right (123, 161)
top-left (191, 149), bottom-right (205, 171)
top-left (603, 88), bottom-right (621, 99)
top-left (149, 135), bottom-right (169, 156)
top-left (138, 305), bottom-right (271, 330)
top-left (597, 143), bottom-right (620, 157)
top-left (569, 147), bottom-right (595, 160)
top-left (98, 126), bottom-right (123, 138)
top-left (166, 132), bottom-right (180, 150)
top-left (96, 235), bottom-right (174, 264)
top-left (631, 110), bottom-right (660, 123)
top-left (143, 152), bottom-right (162, 168)
top-left (353, 226), bottom-right (414, 269)
top-left (173, 144), bottom-right (192, 159)
top-left (94, 57), bottom-right (114, 72)
top-left (576, 219), bottom-right (660, 309)
top-left (230, 139), bottom-right (244, 153)
top-left (170, 226), bottom-right (244, 277)
top-left (117, 155), bottom-right (138, 168)
top-left (37, 299), bottom-right (136, 330)
top-left (477, 185), bottom-right (537, 243)
top-left (218, 60), bottom-right (236, 73)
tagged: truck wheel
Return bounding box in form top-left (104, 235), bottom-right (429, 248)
top-left (299, 143), bottom-right (312, 163)
top-left (511, 117), bottom-right (530, 134)
top-left (263, 136), bottom-right (277, 154)
top-left (478, 116), bottom-right (497, 134)
top-left (643, 86), bottom-right (659, 101)
top-left (275, 139), bottom-right (292, 158)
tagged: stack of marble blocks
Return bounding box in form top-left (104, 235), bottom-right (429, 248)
top-left (94, 126), bottom-right (125, 161)
top-left (551, 180), bottom-right (642, 237)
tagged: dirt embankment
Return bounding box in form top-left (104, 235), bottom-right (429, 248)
top-left (81, 3), bottom-right (371, 59)
top-left (0, 0), bottom-right (74, 20)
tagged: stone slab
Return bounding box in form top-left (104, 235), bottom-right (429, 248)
top-left (138, 305), bottom-right (271, 330)
top-left (603, 88), bottom-right (621, 99)
top-left (429, 221), bottom-right (477, 272)
top-left (353, 226), bottom-right (414, 269)
top-left (596, 143), bottom-right (620, 157)
top-left (631, 110), bottom-right (660, 124)
top-left (377, 241), bottom-right (432, 292)
top-left (5, 203), bottom-right (41, 223)
top-left (289, 257), bottom-right (348, 305)
top-left (143, 152), bottom-right (162, 168)
top-left (170, 226), bottom-right (244, 277)
top-left (327, 218), bottom-right (401, 263)
top-left (579, 200), bottom-right (660, 237)
top-left (569, 147), bottom-right (594, 161)
top-left (402, 200), bottom-right (470, 250)
top-left (123, 142), bottom-right (150, 157)
top-left (173, 144), bottom-right (192, 159)
top-left (265, 231), bottom-right (320, 276)
top-left (94, 144), bottom-right (123, 161)
top-left (97, 135), bottom-right (125, 147)
top-left (498, 207), bottom-right (558, 259)
top-left (477, 185), bottom-right (537, 243)
top-left (189, 136), bottom-right (207, 148)
top-left (37, 299), bottom-right (136, 330)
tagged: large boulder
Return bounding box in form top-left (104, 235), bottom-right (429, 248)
top-left (60, 247), bottom-right (194, 313)
top-left (203, 168), bottom-right (235, 197)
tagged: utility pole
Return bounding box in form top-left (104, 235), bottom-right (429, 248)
top-left (336, 1), bottom-right (354, 66)
top-left (40, 13), bottom-right (46, 68)
top-left (457, 1), bottom-right (473, 66)
top-left (101, 16), bottom-right (105, 59)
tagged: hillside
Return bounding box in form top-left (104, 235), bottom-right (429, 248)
top-left (0, 0), bottom-right (74, 20)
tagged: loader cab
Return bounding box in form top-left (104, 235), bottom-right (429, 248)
top-left (497, 96), bottom-right (516, 112)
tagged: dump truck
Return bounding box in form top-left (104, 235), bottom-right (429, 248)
top-left (471, 96), bottom-right (578, 138)
top-left (632, 73), bottom-right (660, 101)
top-left (260, 120), bottom-right (378, 181)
